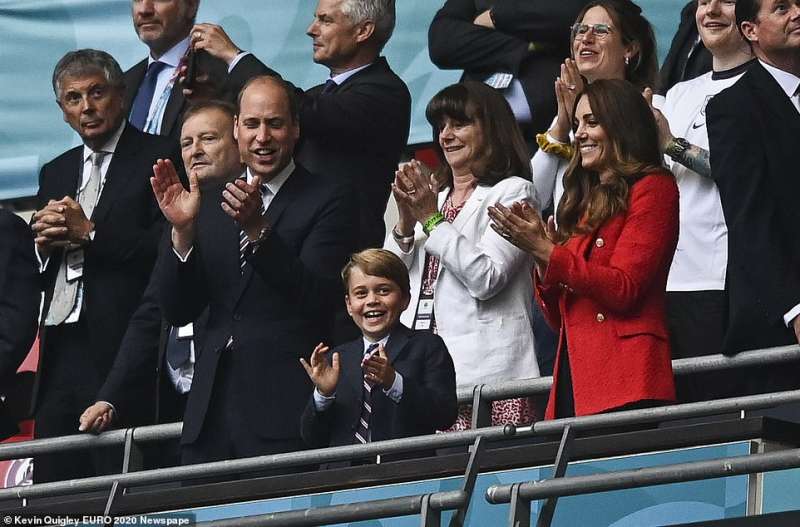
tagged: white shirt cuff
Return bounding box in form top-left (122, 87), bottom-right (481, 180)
top-left (313, 387), bottom-right (336, 411)
top-left (97, 401), bottom-right (116, 414)
top-left (228, 51), bottom-right (251, 72)
top-left (784, 303), bottom-right (800, 327)
top-left (382, 372), bottom-right (403, 403)
top-left (546, 131), bottom-right (568, 145)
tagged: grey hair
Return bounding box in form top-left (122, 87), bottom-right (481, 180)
top-left (52, 49), bottom-right (125, 99)
top-left (340, 0), bottom-right (396, 51)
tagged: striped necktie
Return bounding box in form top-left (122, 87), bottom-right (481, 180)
top-left (355, 342), bottom-right (380, 444)
top-left (238, 183), bottom-right (268, 274)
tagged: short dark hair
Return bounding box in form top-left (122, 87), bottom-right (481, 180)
top-left (425, 81), bottom-right (532, 187)
top-left (52, 49), bottom-right (124, 99)
top-left (342, 249), bottom-right (411, 298)
top-left (736, 0), bottom-right (762, 28)
top-left (573, 0), bottom-right (659, 90)
top-left (182, 99), bottom-right (237, 126)
top-left (236, 75), bottom-right (299, 124)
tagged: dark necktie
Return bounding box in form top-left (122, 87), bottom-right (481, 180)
top-left (355, 342), bottom-right (379, 444)
top-left (165, 325), bottom-right (191, 369)
top-left (321, 79), bottom-right (338, 95)
top-left (238, 182), bottom-right (268, 274)
top-left (130, 61), bottom-right (167, 131)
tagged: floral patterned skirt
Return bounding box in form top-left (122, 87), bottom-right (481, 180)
top-left (444, 397), bottom-right (536, 432)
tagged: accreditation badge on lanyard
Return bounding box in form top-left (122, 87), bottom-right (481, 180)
top-left (412, 253), bottom-right (439, 331)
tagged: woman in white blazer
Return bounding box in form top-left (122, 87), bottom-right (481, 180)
top-left (386, 82), bottom-right (540, 430)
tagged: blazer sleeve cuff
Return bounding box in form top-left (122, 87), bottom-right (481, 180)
top-left (541, 244), bottom-right (571, 287)
top-left (784, 303), bottom-right (800, 328)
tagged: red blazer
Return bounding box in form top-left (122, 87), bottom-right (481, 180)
top-left (536, 171), bottom-right (679, 418)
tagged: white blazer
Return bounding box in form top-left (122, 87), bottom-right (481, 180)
top-left (384, 176), bottom-right (540, 389)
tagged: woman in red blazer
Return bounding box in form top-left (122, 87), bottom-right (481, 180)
top-left (489, 79), bottom-right (678, 418)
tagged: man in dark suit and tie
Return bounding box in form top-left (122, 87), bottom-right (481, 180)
top-left (127, 0), bottom-right (208, 138)
top-left (188, 0), bottom-right (411, 251)
top-left (300, 249), bottom-right (457, 456)
top-left (706, 0), bottom-right (800, 392)
top-left (0, 210), bottom-right (39, 442)
top-left (150, 76), bottom-right (358, 466)
top-left (30, 49), bottom-right (179, 482)
top-left (79, 101), bottom-right (243, 447)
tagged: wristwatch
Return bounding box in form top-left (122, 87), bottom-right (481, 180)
top-left (249, 223), bottom-right (272, 253)
top-left (665, 137), bottom-right (691, 162)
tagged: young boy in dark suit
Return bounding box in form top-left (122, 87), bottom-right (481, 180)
top-left (300, 249), bottom-right (457, 451)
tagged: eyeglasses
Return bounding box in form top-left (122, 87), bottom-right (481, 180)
top-left (570, 23), bottom-right (614, 40)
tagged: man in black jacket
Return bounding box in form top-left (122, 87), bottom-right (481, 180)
top-left (428, 0), bottom-right (588, 148)
top-left (79, 101), bottom-right (243, 444)
top-left (151, 76), bottom-right (357, 466)
top-left (706, 0), bottom-right (800, 392)
top-left (30, 49), bottom-right (178, 482)
top-left (188, 0), bottom-right (410, 252)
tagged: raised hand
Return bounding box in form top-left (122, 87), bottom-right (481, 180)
top-left (642, 87), bottom-right (675, 153)
top-left (488, 201), bottom-right (555, 266)
top-left (220, 176), bottom-right (266, 240)
top-left (151, 158), bottom-right (200, 233)
top-left (190, 23), bottom-right (241, 65)
top-left (300, 343), bottom-right (340, 397)
top-left (362, 344), bottom-right (396, 389)
top-left (551, 59), bottom-right (585, 142)
top-left (392, 159), bottom-right (439, 225)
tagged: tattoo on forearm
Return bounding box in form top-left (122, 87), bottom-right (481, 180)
top-left (677, 146), bottom-right (711, 178)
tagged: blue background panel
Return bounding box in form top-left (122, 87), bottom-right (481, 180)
top-left (0, 0), bottom-right (687, 200)
top-left (134, 442), bottom-right (752, 526)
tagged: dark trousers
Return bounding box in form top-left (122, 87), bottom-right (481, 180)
top-left (34, 320), bottom-right (121, 483)
top-left (666, 290), bottom-right (729, 402)
top-left (180, 351), bottom-right (307, 482)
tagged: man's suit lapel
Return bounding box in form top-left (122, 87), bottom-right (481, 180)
top-left (124, 60), bottom-right (147, 113)
top-left (160, 85), bottom-right (185, 138)
top-left (232, 165), bottom-right (304, 303)
top-left (342, 339), bottom-right (364, 396)
top-left (201, 183), bottom-right (242, 293)
top-left (52, 149), bottom-right (83, 202)
top-left (749, 64), bottom-right (800, 132)
top-left (385, 324), bottom-right (412, 365)
top-left (92, 125), bottom-right (142, 225)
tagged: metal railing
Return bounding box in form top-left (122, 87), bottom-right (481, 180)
top-left (0, 344), bottom-right (796, 522)
top-left (486, 445), bottom-right (800, 527)
top-left (2, 344), bottom-right (795, 465)
top-left (3, 389), bottom-right (800, 507)
top-left (201, 436), bottom-right (487, 527)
